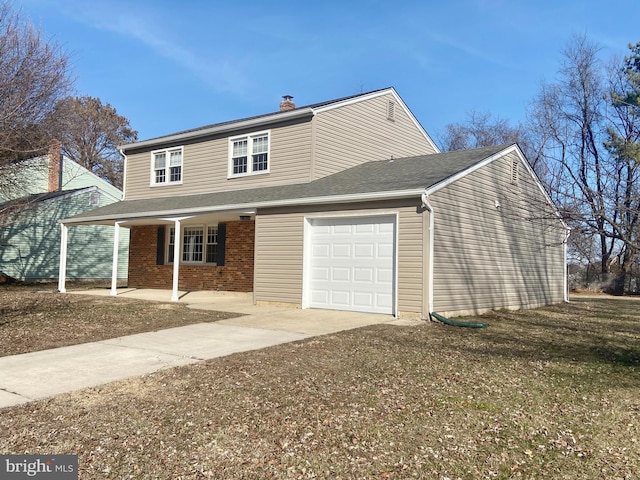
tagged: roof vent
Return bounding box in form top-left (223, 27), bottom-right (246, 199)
top-left (387, 99), bottom-right (395, 121)
top-left (279, 95), bottom-right (295, 112)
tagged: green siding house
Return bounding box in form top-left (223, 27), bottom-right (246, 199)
top-left (0, 147), bottom-right (128, 282)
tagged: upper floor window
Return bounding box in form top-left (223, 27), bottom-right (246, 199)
top-left (228, 131), bottom-right (270, 178)
top-left (151, 147), bottom-right (183, 186)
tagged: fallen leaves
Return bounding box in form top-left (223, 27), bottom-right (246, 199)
top-left (0, 292), bottom-right (639, 478)
top-left (0, 287), bottom-right (240, 357)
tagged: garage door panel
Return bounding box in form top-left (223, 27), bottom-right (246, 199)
top-left (330, 290), bottom-right (351, 306)
top-left (307, 216), bottom-right (395, 315)
top-left (311, 290), bottom-right (329, 304)
top-left (376, 268), bottom-right (393, 283)
top-left (313, 225), bottom-right (331, 235)
top-left (353, 292), bottom-right (374, 307)
top-left (376, 293), bottom-right (393, 309)
top-left (332, 244), bottom-right (351, 257)
top-left (312, 244), bottom-right (330, 257)
top-left (355, 223), bottom-right (375, 234)
top-left (378, 222), bottom-right (394, 233)
top-left (333, 224), bottom-right (352, 234)
top-left (354, 244), bottom-right (374, 258)
top-left (311, 266), bottom-right (330, 281)
top-left (332, 267), bottom-right (351, 282)
top-left (354, 267), bottom-right (374, 283)
top-left (377, 243), bottom-right (394, 258)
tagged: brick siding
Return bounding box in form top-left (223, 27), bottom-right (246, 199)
top-left (128, 220), bottom-right (254, 292)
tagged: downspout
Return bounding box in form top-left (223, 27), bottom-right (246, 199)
top-left (58, 144), bottom-right (63, 192)
top-left (58, 223), bottom-right (68, 293)
top-left (110, 221), bottom-right (120, 296)
top-left (119, 149), bottom-right (127, 200)
top-left (171, 218), bottom-right (182, 302)
top-left (420, 190), bottom-right (434, 318)
top-left (420, 190), bottom-right (487, 329)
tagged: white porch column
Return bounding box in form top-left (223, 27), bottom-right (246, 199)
top-left (171, 218), bottom-right (182, 302)
top-left (58, 223), bottom-right (68, 293)
top-left (110, 222), bottom-right (121, 296)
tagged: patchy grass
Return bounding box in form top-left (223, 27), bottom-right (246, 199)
top-left (0, 286), bottom-right (240, 357)
top-left (0, 293), bottom-right (639, 479)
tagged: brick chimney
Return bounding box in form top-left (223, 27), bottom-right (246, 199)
top-left (279, 95), bottom-right (295, 112)
top-left (48, 139), bottom-right (62, 192)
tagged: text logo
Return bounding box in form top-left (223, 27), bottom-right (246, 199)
top-left (0, 455), bottom-right (77, 479)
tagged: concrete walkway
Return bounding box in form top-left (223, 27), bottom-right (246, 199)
top-left (0, 289), bottom-right (420, 409)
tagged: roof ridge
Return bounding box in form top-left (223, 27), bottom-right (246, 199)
top-left (135, 88), bottom-right (394, 145)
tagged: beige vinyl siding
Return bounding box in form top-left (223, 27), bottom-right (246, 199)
top-left (430, 151), bottom-right (566, 316)
top-left (254, 213), bottom-right (304, 304)
top-left (124, 118), bottom-right (313, 200)
top-left (254, 201), bottom-right (423, 313)
top-left (312, 93), bottom-right (437, 180)
top-left (397, 207), bottom-right (423, 313)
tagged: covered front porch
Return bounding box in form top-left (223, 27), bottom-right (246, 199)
top-left (58, 208), bottom-right (256, 302)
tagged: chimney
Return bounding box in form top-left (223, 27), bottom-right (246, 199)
top-left (279, 95), bottom-right (295, 112)
top-left (48, 139), bottom-right (62, 192)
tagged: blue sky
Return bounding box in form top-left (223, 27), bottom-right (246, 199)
top-left (18, 0), bottom-right (639, 146)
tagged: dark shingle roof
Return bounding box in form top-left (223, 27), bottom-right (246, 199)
top-left (64, 145), bottom-right (509, 224)
top-left (0, 188), bottom-right (86, 209)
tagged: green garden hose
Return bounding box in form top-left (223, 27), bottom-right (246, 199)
top-left (430, 312), bottom-right (487, 329)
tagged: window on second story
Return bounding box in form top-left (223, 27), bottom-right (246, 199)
top-left (229, 131), bottom-right (270, 177)
top-left (151, 147), bottom-right (183, 186)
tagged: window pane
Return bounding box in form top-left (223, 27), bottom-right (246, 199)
top-left (182, 227), bottom-right (203, 262)
top-left (154, 152), bottom-right (166, 169)
top-left (253, 135), bottom-right (268, 154)
top-left (233, 139), bottom-right (247, 157)
top-left (233, 156), bottom-right (247, 174)
top-left (168, 228), bottom-right (175, 263)
top-left (170, 166), bottom-right (181, 182)
top-left (206, 226), bottom-right (218, 263)
top-left (155, 169), bottom-right (166, 183)
top-left (252, 152), bottom-right (268, 171)
top-left (169, 149), bottom-right (182, 166)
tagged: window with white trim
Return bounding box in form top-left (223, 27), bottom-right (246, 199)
top-left (168, 225), bottom-right (218, 264)
top-left (151, 147), bottom-right (183, 185)
top-left (229, 131), bottom-right (270, 177)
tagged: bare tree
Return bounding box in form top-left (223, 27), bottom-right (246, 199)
top-left (529, 34), bottom-right (640, 294)
top-left (438, 110), bottom-right (525, 151)
top-left (47, 96), bottom-right (138, 188)
top-left (601, 43), bottom-right (640, 293)
top-left (0, 1), bottom-right (72, 201)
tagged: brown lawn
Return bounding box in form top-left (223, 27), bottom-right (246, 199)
top-left (0, 286), bottom-right (639, 479)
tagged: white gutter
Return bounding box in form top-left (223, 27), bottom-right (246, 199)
top-left (119, 108), bottom-right (314, 152)
top-left (62, 188), bottom-right (426, 225)
top-left (120, 149), bottom-right (127, 200)
top-left (420, 190), bottom-right (434, 317)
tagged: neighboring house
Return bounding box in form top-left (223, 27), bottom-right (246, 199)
top-left (59, 88), bottom-right (568, 317)
top-left (0, 144), bottom-right (129, 281)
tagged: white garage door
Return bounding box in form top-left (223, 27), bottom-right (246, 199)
top-left (307, 216), bottom-right (396, 315)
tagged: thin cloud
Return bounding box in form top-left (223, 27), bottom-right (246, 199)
top-left (52, 1), bottom-right (252, 95)
top-left (427, 30), bottom-right (508, 67)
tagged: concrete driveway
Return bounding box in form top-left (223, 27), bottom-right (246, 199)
top-left (0, 289), bottom-right (420, 409)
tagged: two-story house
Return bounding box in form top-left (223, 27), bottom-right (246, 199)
top-left (59, 88), bottom-right (568, 318)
